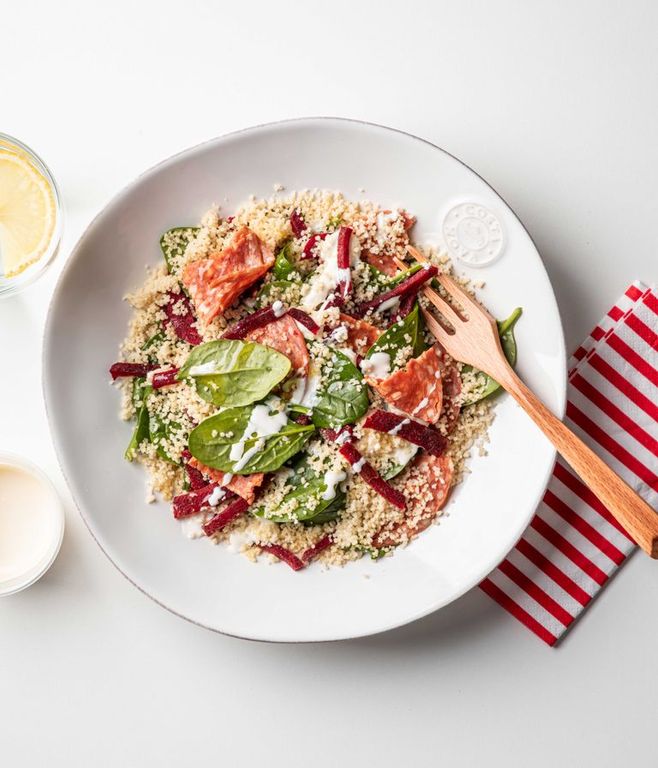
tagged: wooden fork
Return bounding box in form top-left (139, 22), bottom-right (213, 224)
top-left (397, 248), bottom-right (658, 557)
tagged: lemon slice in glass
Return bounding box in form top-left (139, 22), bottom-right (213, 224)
top-left (0, 150), bottom-right (57, 278)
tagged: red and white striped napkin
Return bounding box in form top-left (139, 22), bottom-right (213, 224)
top-left (480, 282), bottom-right (658, 645)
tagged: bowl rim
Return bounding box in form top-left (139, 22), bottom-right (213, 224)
top-left (42, 116), bottom-right (567, 641)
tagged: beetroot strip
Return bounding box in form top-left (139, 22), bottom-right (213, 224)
top-left (164, 291), bottom-right (202, 346)
top-left (302, 232), bottom-right (328, 259)
top-left (290, 209), bottom-right (307, 238)
top-left (173, 484), bottom-right (236, 520)
top-left (222, 305), bottom-right (280, 340)
top-left (393, 292), bottom-right (418, 323)
top-left (172, 482), bottom-right (226, 519)
top-left (181, 450), bottom-right (206, 491)
top-left (288, 307), bottom-right (319, 334)
top-left (260, 544), bottom-right (305, 571)
top-left (339, 443), bottom-right (406, 510)
top-left (302, 535), bottom-right (333, 563)
top-left (320, 425), bottom-right (354, 444)
top-left (327, 226), bottom-right (353, 308)
top-left (151, 367), bottom-right (180, 389)
top-left (363, 410), bottom-right (448, 456)
top-left (109, 362), bottom-right (157, 380)
top-left (354, 264), bottom-right (438, 317)
top-left (336, 226), bottom-right (352, 269)
top-left (203, 497), bottom-right (250, 537)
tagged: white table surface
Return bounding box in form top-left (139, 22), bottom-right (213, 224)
top-left (2, 1), bottom-right (657, 765)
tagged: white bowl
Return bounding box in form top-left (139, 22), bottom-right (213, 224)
top-left (43, 118), bottom-right (566, 641)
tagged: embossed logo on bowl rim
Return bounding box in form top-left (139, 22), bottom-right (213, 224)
top-left (442, 202), bottom-right (504, 267)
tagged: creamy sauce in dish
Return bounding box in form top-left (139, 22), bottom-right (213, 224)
top-left (0, 460), bottom-right (63, 592)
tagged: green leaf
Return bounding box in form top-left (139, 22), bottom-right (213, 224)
top-left (125, 400), bottom-right (150, 462)
top-left (178, 339), bottom-right (291, 408)
top-left (142, 330), bottom-right (165, 352)
top-left (125, 381), bottom-right (181, 464)
top-left (353, 545), bottom-right (389, 560)
top-left (131, 377), bottom-right (147, 412)
top-left (365, 303), bottom-right (426, 372)
top-left (310, 346), bottom-right (370, 428)
top-left (188, 404), bottom-right (314, 474)
top-left (462, 308), bottom-right (522, 405)
top-left (381, 445), bottom-right (418, 480)
top-left (147, 399), bottom-right (182, 464)
top-left (272, 242), bottom-right (298, 280)
top-left (386, 262), bottom-right (423, 286)
top-left (287, 403), bottom-right (311, 416)
top-left (160, 227), bottom-right (198, 273)
top-left (141, 330), bottom-right (165, 363)
top-left (252, 455), bottom-right (346, 523)
top-left (306, 493), bottom-right (346, 525)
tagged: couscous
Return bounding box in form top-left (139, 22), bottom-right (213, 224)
top-left (109, 192), bottom-right (520, 568)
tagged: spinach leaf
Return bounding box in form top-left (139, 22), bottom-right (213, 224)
top-left (381, 445), bottom-right (418, 480)
top-left (272, 242), bottom-right (298, 280)
top-left (188, 405), bottom-right (314, 474)
top-left (364, 262), bottom-right (390, 289)
top-left (252, 455), bottom-right (346, 523)
top-left (306, 494), bottom-right (345, 524)
top-left (178, 339), bottom-right (291, 407)
top-left (287, 403), bottom-right (311, 417)
top-left (310, 345), bottom-right (369, 428)
top-left (386, 262), bottom-right (423, 286)
top-left (365, 262), bottom-right (421, 289)
top-left (125, 387), bottom-right (150, 462)
top-left (131, 376), bottom-right (148, 412)
top-left (462, 308), bottom-right (522, 405)
top-left (365, 303), bottom-right (426, 372)
top-left (353, 545), bottom-right (389, 560)
top-left (159, 227), bottom-right (198, 273)
top-left (141, 330), bottom-right (165, 363)
top-left (148, 409), bottom-right (181, 464)
top-left (142, 330), bottom-right (165, 352)
top-left (125, 381), bottom-right (181, 464)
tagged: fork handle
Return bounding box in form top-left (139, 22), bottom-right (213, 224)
top-left (495, 364), bottom-right (658, 557)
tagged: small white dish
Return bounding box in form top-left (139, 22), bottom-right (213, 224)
top-left (0, 133), bottom-right (63, 299)
top-left (43, 118), bottom-right (566, 641)
top-left (0, 452), bottom-right (64, 596)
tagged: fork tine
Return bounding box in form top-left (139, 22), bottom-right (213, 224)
top-left (406, 245), bottom-right (429, 263)
top-left (435, 274), bottom-right (493, 319)
top-left (421, 308), bottom-right (456, 354)
top-left (392, 256), bottom-right (407, 272)
top-left (423, 285), bottom-right (463, 328)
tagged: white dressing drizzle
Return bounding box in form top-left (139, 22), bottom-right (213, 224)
top-left (351, 457), bottom-right (366, 473)
top-left (375, 296), bottom-right (400, 313)
top-left (188, 361), bottom-right (218, 376)
top-left (300, 230), bottom-right (361, 312)
top-left (229, 404), bottom-right (289, 470)
top-left (321, 469), bottom-right (347, 501)
top-left (388, 417), bottom-right (410, 436)
top-left (360, 352), bottom-right (391, 380)
top-left (207, 486), bottom-right (226, 507)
